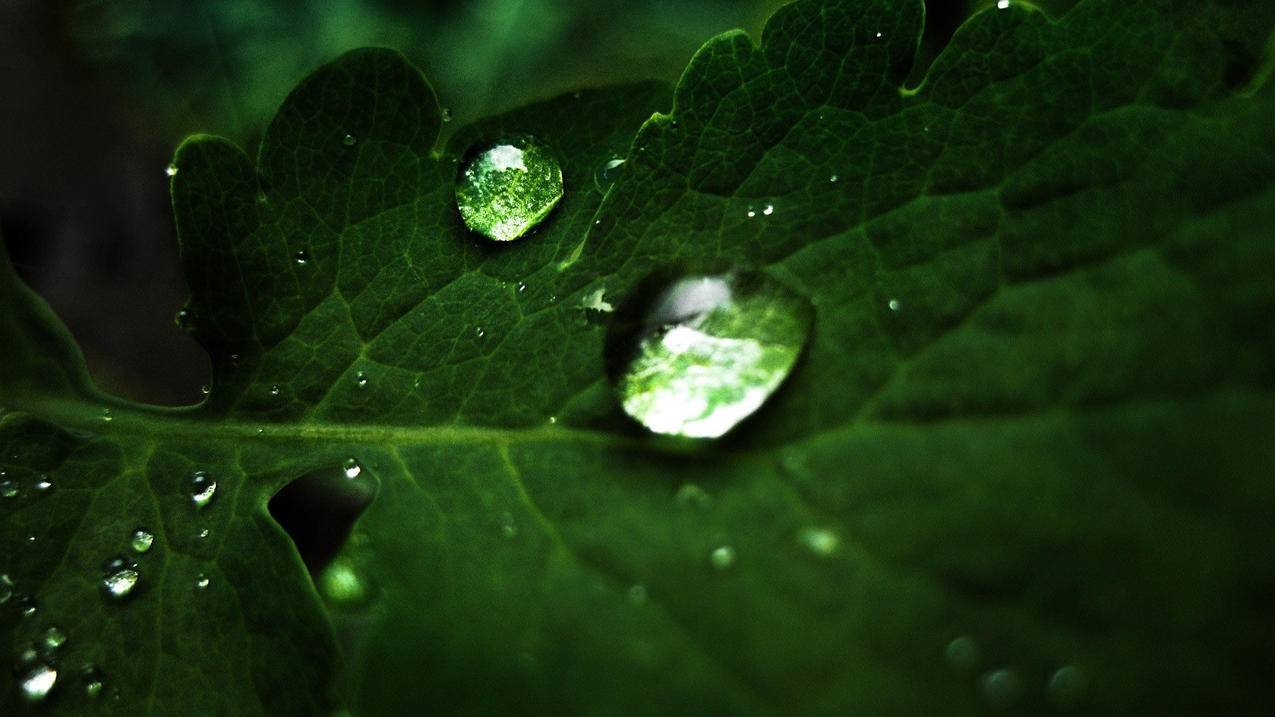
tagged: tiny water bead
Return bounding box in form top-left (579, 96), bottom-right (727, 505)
top-left (82, 666), bottom-right (104, 698)
top-left (0, 479), bottom-right (17, 498)
top-left (130, 528), bottom-right (154, 553)
top-left (195, 574), bottom-right (210, 590)
top-left (709, 545), bottom-right (736, 570)
top-left (0, 573), bottom-right (14, 603)
top-left (165, 163), bottom-right (178, 177)
top-left (887, 298), bottom-right (901, 312)
top-left (197, 528), bottom-right (210, 540)
top-left (101, 558), bottom-right (140, 599)
top-left (594, 156), bottom-right (626, 192)
top-left (798, 527), bottom-right (840, 557)
top-left (674, 483), bottom-right (713, 511)
top-left (342, 458), bottom-right (362, 480)
top-left (42, 626), bottom-right (67, 650)
top-left (499, 511), bottom-right (518, 539)
top-left (34, 476), bottom-right (52, 491)
top-left (980, 667), bottom-right (1023, 709)
top-left (342, 133), bottom-right (357, 147)
top-left (270, 384), bottom-right (282, 396)
top-left (455, 135), bottom-right (564, 242)
top-left (1046, 665), bottom-right (1087, 707)
top-left (945, 635), bottom-right (981, 674)
top-left (355, 371), bottom-right (369, 388)
top-left (101, 408), bottom-right (113, 423)
top-left (190, 471), bottom-right (217, 509)
top-left (21, 663), bottom-right (57, 702)
top-left (294, 250), bottom-right (310, 266)
top-left (615, 272), bottom-right (814, 439)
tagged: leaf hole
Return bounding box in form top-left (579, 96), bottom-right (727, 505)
top-left (269, 464), bottom-right (377, 574)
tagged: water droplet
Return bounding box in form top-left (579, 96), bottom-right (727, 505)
top-left (0, 573), bottom-right (13, 604)
top-left (710, 545), bottom-right (736, 570)
top-left (980, 668), bottom-right (1023, 709)
top-left (829, 174), bottom-right (839, 183)
top-left (762, 204), bottom-right (774, 216)
top-left (441, 107), bottom-right (453, 123)
top-left (165, 164), bottom-right (178, 177)
top-left (19, 594), bottom-right (38, 617)
top-left (476, 327), bottom-right (485, 338)
top-left (342, 133), bottom-right (356, 147)
top-left (455, 136), bottom-right (564, 242)
top-left (674, 483), bottom-right (713, 510)
top-left (997, 0), bottom-right (1011, 8)
top-left (615, 272), bottom-right (813, 439)
top-left (547, 416), bottom-right (558, 425)
top-left (887, 298), bottom-right (901, 312)
top-left (320, 559), bottom-right (369, 607)
top-left (1046, 665), bottom-right (1087, 707)
top-left (197, 528), bottom-right (210, 540)
top-left (34, 476), bottom-right (52, 491)
top-left (875, 31), bottom-right (883, 38)
top-left (20, 663), bottom-right (57, 702)
top-left (130, 528), bottom-right (154, 553)
top-left (270, 384), bottom-right (281, 396)
top-left (82, 666), bottom-right (104, 698)
top-left (190, 471), bottom-right (217, 510)
top-left (342, 458), bottom-right (362, 480)
top-left (355, 371), bottom-right (368, 388)
top-left (294, 250), bottom-right (309, 265)
top-left (798, 527), bottom-right (840, 557)
top-left (42, 626), bottom-right (67, 650)
top-left (101, 560), bottom-right (140, 600)
top-left (517, 281), bottom-right (527, 293)
top-left (101, 408), bottom-right (113, 423)
top-left (581, 288), bottom-right (614, 313)
top-left (945, 635), bottom-right (981, 674)
top-left (0, 480), bottom-right (17, 498)
top-left (594, 156), bottom-right (626, 192)
top-left (200, 384), bottom-right (211, 396)
top-left (195, 574), bottom-right (210, 590)
top-left (174, 308), bottom-right (191, 328)
top-left (627, 584), bottom-right (648, 606)
top-left (499, 512), bottom-right (518, 539)
top-left (747, 207), bottom-right (757, 218)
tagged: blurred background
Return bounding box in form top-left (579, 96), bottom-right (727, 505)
top-left (0, 0), bottom-right (1079, 405)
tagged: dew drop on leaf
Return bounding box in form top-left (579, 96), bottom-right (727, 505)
top-left (455, 135), bottom-right (564, 242)
top-left (887, 298), bottom-right (901, 312)
top-left (355, 371), bottom-right (369, 388)
top-left (674, 483), bottom-right (713, 510)
top-left (797, 527), bottom-right (839, 557)
top-left (594, 156), bottom-right (626, 192)
top-left (195, 574), bottom-right (210, 590)
top-left (20, 663), bottom-right (57, 702)
top-left (19, 594), bottom-right (38, 617)
top-left (101, 559), bottom-right (140, 600)
top-left (342, 133), bottom-right (356, 147)
top-left (270, 384), bottom-right (281, 396)
top-left (980, 668), bottom-right (1023, 709)
top-left (627, 584), bottom-right (648, 606)
top-left (34, 476), bottom-right (52, 491)
top-left (1046, 665), bottom-right (1088, 707)
top-left (190, 471), bottom-right (217, 509)
top-left (0, 479), bottom-right (17, 498)
top-left (342, 458), bottom-right (362, 480)
top-left (42, 626), bottom-right (67, 650)
top-left (101, 408), bottom-right (112, 423)
top-left (0, 573), bottom-right (13, 603)
top-left (82, 666), bottom-right (104, 698)
top-left (710, 545), bottom-right (736, 570)
top-left (614, 272), bottom-right (813, 439)
top-left (197, 528), bottom-right (210, 540)
top-left (200, 384), bottom-right (211, 396)
top-left (945, 635), bottom-right (981, 674)
top-left (165, 164), bottom-right (178, 177)
top-left (294, 250), bottom-right (310, 266)
top-left (499, 512), bottom-right (518, 539)
top-left (130, 528), bottom-right (154, 554)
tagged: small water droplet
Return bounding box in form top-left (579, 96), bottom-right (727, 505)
top-left (455, 136), bottom-right (564, 242)
top-left (747, 207), bottom-right (757, 218)
top-left (674, 483), bottom-right (713, 510)
top-left (762, 204), bottom-right (774, 216)
top-left (19, 594), bottom-right (38, 617)
top-left (200, 384), bottom-right (211, 396)
top-left (0, 573), bottom-right (13, 604)
top-left (34, 476), bottom-right (52, 491)
top-left (710, 545), bottom-right (736, 570)
top-left (517, 281), bottom-right (527, 293)
top-left (1046, 665), bottom-right (1087, 707)
top-left (197, 528), bottom-right (210, 540)
top-left (270, 384), bottom-right (281, 396)
top-left (42, 626), bottom-right (67, 650)
top-left (798, 527), bottom-right (840, 557)
top-left (997, 0), bottom-right (1011, 8)
top-left (320, 559), bottom-right (369, 606)
top-left (945, 635), bottom-right (981, 674)
top-left (294, 250), bottom-right (310, 265)
top-left (499, 512), bottom-right (518, 539)
top-left (615, 272), bottom-right (813, 439)
top-left (0, 480), bottom-right (17, 498)
top-left (441, 107), bottom-right (453, 123)
top-left (581, 288), bottom-right (614, 313)
top-left (342, 133), bottom-right (357, 147)
top-left (165, 164), bottom-right (178, 177)
top-left (980, 668), bottom-right (1023, 709)
top-left (101, 561), bottom-right (140, 600)
top-left (594, 156), bottom-right (626, 192)
top-left (190, 471), bottom-right (217, 510)
top-left (82, 665), bottom-right (104, 698)
top-left (547, 416), bottom-right (558, 425)
top-left (101, 408), bottom-right (113, 423)
top-left (195, 574), bottom-right (210, 590)
top-left (342, 458), bottom-right (362, 480)
top-left (829, 174), bottom-right (839, 183)
top-left (130, 528), bottom-right (154, 554)
top-left (476, 327), bottom-right (485, 338)
top-left (174, 307), bottom-right (191, 329)
top-left (20, 663), bottom-right (57, 702)
top-left (887, 298), bottom-right (901, 311)
top-left (355, 371), bottom-right (368, 388)
top-left (627, 584), bottom-right (648, 606)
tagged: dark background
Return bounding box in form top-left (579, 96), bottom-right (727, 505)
top-left (0, 0), bottom-right (1078, 405)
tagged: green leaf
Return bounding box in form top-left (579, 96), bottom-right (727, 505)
top-left (4, 1), bottom-right (1275, 714)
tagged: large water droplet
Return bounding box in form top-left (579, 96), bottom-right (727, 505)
top-left (131, 528), bottom-right (154, 553)
top-left (455, 136), bottom-right (564, 242)
top-left (20, 663), bottom-right (57, 702)
top-left (101, 558), bottom-right (140, 600)
top-left (614, 272), bottom-right (813, 439)
top-left (190, 471), bottom-right (217, 509)
top-left (594, 156), bottom-right (626, 192)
